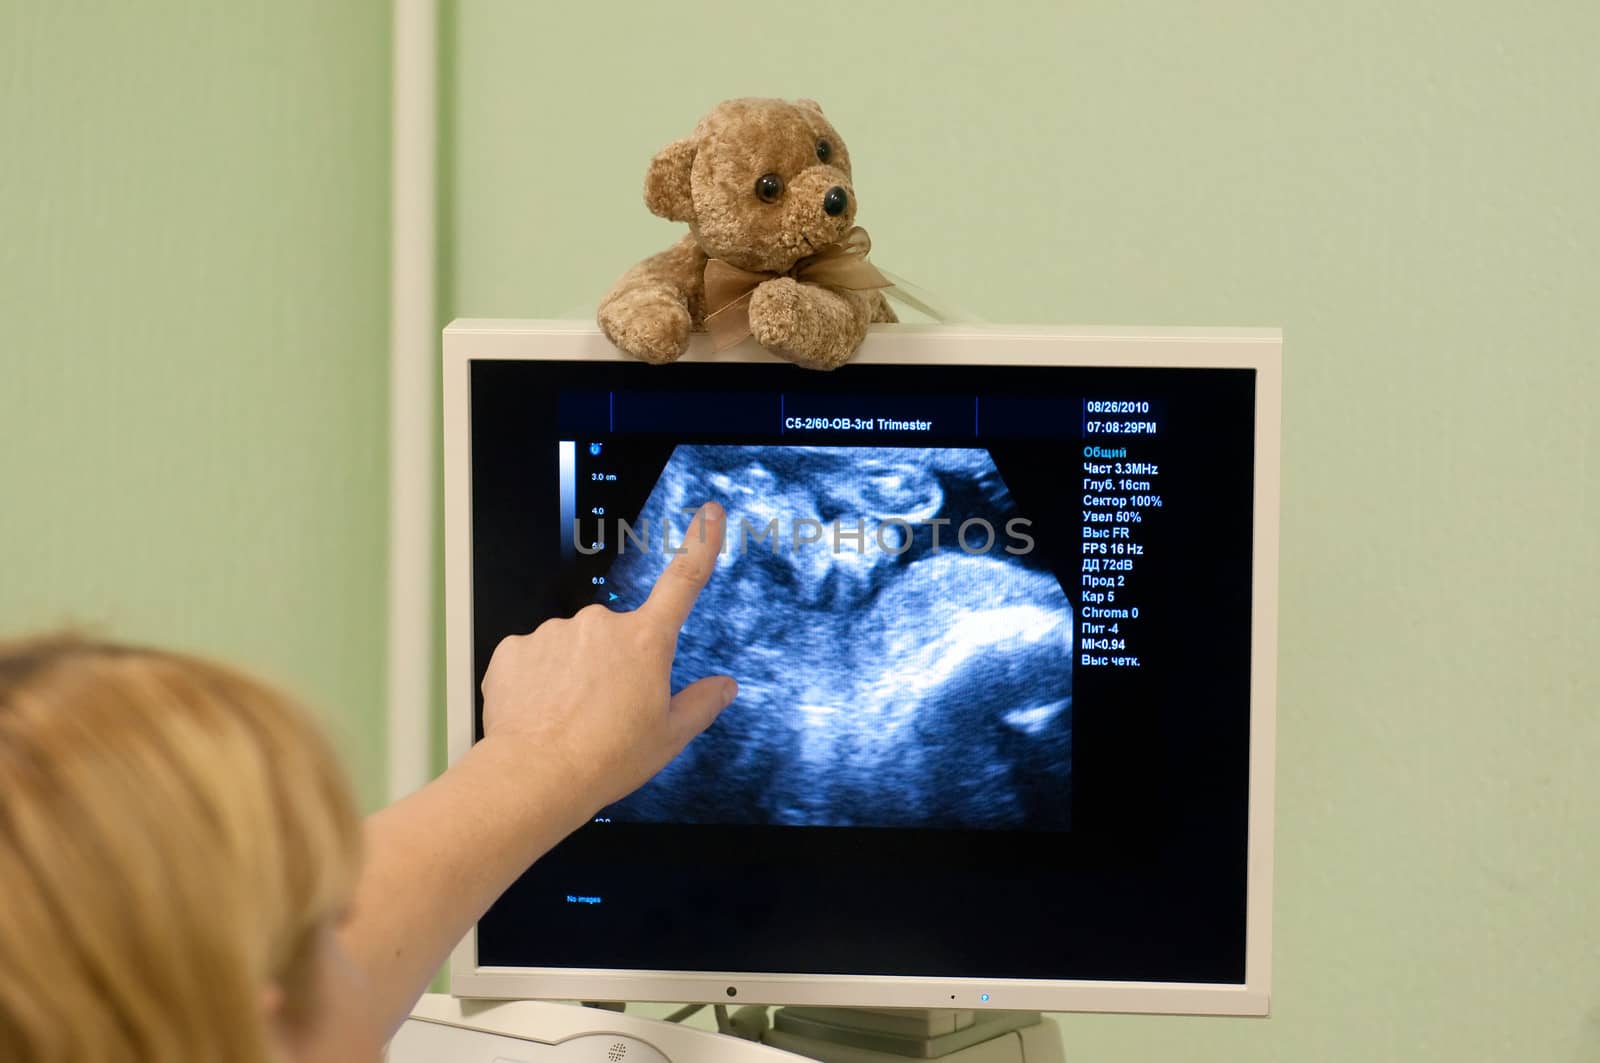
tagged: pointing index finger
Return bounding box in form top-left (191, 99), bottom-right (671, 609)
top-left (640, 501), bottom-right (725, 633)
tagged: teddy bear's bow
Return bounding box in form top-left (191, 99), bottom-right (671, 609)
top-left (702, 226), bottom-right (892, 352)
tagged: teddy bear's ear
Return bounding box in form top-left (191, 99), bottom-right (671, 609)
top-left (644, 137), bottom-right (696, 222)
top-left (796, 98), bottom-right (826, 116)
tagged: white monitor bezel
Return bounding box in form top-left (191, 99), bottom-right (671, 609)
top-left (442, 320), bottom-right (1281, 1016)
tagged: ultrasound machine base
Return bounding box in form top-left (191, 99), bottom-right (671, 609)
top-left (389, 994), bottom-right (802, 1062)
top-left (389, 996), bottom-right (1064, 1062)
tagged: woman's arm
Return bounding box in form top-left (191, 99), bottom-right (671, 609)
top-left (341, 503), bottom-right (735, 1039)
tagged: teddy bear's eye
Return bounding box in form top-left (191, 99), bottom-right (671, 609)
top-left (755, 173), bottom-right (784, 203)
top-left (816, 139), bottom-right (832, 164)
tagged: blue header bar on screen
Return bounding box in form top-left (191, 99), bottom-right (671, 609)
top-left (557, 390), bottom-right (1084, 440)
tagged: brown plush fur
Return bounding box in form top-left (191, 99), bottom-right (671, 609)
top-left (598, 98), bottom-right (895, 371)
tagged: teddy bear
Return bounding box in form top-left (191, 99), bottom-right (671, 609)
top-left (598, 97), bottom-right (896, 371)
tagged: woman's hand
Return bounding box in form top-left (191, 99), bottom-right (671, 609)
top-left (480, 500), bottom-right (737, 809)
top-left (348, 501), bottom-right (736, 1039)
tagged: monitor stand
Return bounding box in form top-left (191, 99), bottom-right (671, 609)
top-left (763, 1008), bottom-right (1064, 1062)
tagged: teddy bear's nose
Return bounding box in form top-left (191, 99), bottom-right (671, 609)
top-left (823, 186), bottom-right (849, 217)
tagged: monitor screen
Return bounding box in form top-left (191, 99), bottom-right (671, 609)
top-left (446, 322), bottom-right (1278, 1015)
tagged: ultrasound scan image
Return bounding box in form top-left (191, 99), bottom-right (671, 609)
top-left (600, 446), bottom-right (1074, 831)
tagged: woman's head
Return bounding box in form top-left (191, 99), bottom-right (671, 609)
top-left (0, 634), bottom-right (371, 1062)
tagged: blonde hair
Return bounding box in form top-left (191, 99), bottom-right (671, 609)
top-left (0, 634), bottom-right (362, 1063)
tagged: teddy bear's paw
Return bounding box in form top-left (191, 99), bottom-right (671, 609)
top-left (747, 276), bottom-right (809, 353)
top-left (750, 278), bottom-right (867, 370)
top-left (598, 290), bottom-right (692, 364)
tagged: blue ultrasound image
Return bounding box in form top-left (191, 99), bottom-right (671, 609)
top-left (599, 446), bottom-right (1073, 831)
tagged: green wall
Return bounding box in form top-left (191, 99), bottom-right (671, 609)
top-left (0, 2), bottom-right (393, 809)
top-left (443, 2), bottom-right (1599, 1060)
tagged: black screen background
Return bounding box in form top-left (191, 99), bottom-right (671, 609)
top-left (468, 359), bottom-right (1256, 985)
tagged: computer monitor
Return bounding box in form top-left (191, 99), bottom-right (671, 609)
top-left (443, 320), bottom-right (1280, 1018)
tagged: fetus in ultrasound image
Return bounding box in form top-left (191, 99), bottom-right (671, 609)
top-left (601, 445), bottom-right (1073, 831)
